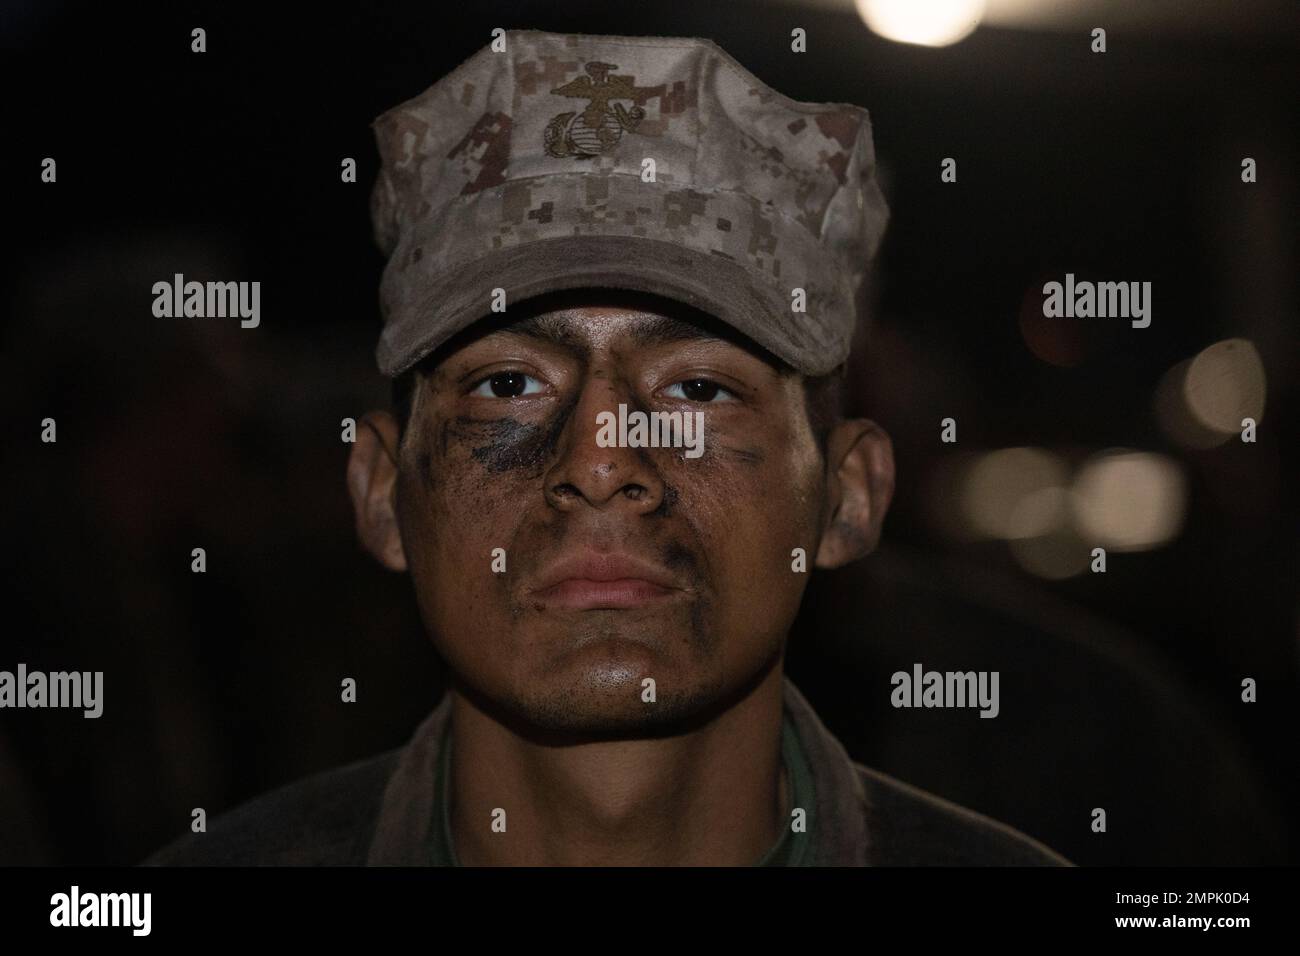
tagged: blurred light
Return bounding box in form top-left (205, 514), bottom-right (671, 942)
top-left (1007, 486), bottom-right (1070, 539)
top-left (855, 0), bottom-right (985, 46)
top-left (1154, 359), bottom-right (1230, 449)
top-left (1070, 450), bottom-right (1187, 551)
top-left (1018, 281), bottom-right (1089, 367)
top-left (960, 447), bottom-right (1069, 539)
top-left (1183, 338), bottom-right (1266, 435)
top-left (1009, 525), bottom-right (1089, 580)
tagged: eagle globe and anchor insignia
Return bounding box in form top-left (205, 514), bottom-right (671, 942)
top-left (544, 61), bottom-right (649, 158)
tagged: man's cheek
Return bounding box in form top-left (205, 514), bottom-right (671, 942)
top-left (414, 543), bottom-right (518, 672)
top-left (665, 429), bottom-right (809, 517)
top-left (672, 451), bottom-right (819, 582)
top-left (398, 469), bottom-right (520, 595)
top-left (405, 436), bottom-right (529, 524)
top-left (427, 494), bottom-right (524, 585)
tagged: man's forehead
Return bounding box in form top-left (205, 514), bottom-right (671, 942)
top-left (414, 291), bottom-right (794, 374)
top-left (503, 308), bottom-right (718, 349)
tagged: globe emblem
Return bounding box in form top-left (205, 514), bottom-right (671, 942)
top-left (545, 105), bottom-right (646, 158)
top-left (544, 61), bottom-right (649, 159)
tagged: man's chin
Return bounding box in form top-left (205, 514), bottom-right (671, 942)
top-left (535, 637), bottom-right (720, 733)
top-left (474, 638), bottom-right (727, 739)
top-left (505, 686), bottom-right (723, 739)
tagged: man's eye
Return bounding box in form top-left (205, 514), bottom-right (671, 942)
top-left (470, 371), bottom-right (544, 398)
top-left (665, 378), bottom-right (736, 403)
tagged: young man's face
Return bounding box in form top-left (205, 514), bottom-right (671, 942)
top-left (348, 299), bottom-right (894, 736)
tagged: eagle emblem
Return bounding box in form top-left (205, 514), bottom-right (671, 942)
top-left (544, 61), bottom-right (648, 158)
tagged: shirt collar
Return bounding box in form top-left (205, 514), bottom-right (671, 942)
top-left (366, 676), bottom-right (869, 866)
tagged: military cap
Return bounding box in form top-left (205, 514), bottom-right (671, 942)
top-left (369, 29), bottom-right (889, 377)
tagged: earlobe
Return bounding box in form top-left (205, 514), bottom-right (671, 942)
top-left (814, 419), bottom-right (895, 569)
top-left (345, 411), bottom-right (408, 571)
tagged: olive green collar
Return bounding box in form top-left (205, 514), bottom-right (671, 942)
top-left (426, 699), bottom-right (815, 867)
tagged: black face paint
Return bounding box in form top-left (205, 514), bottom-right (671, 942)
top-left (660, 539), bottom-right (696, 574)
top-left (453, 394), bottom-right (579, 476)
top-left (687, 592), bottom-right (716, 656)
top-left (466, 417), bottom-right (548, 474)
top-left (417, 450), bottom-right (435, 490)
top-left (716, 445), bottom-right (765, 466)
top-left (660, 538), bottom-right (715, 655)
top-left (651, 483), bottom-right (680, 518)
top-left (832, 516), bottom-right (869, 556)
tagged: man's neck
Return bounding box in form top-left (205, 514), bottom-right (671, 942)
top-left (447, 668), bottom-right (789, 866)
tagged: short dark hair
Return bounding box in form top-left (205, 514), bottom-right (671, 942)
top-left (391, 366), bottom-right (419, 438)
top-left (802, 366), bottom-right (846, 451)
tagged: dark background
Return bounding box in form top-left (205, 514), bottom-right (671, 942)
top-left (1, 0), bottom-right (1296, 866)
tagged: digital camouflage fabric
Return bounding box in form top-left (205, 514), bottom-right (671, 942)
top-left (369, 29), bottom-right (890, 377)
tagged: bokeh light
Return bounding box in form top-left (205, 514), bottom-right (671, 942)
top-left (1009, 525), bottom-right (1090, 580)
top-left (1184, 338), bottom-right (1266, 435)
top-left (1155, 339), bottom-right (1266, 449)
top-left (1070, 449), bottom-right (1188, 552)
top-left (855, 0), bottom-right (985, 47)
top-left (960, 447), bottom-right (1069, 539)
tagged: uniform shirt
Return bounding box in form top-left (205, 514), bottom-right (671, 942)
top-left (145, 679), bottom-right (1070, 866)
top-left (420, 700), bottom-right (815, 867)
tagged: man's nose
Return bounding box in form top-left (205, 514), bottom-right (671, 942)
top-left (543, 373), bottom-right (666, 514)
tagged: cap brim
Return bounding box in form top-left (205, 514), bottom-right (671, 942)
top-left (376, 233), bottom-right (846, 378)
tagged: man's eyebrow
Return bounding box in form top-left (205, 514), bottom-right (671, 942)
top-left (627, 315), bottom-right (717, 346)
top-left (504, 314), bottom-right (584, 346)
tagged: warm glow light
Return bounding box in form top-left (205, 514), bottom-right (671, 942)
top-left (1183, 338), bottom-right (1266, 435)
top-left (1007, 486), bottom-right (1070, 540)
top-left (856, 0), bottom-right (986, 47)
top-left (1154, 359), bottom-right (1229, 449)
top-left (1070, 450), bottom-right (1187, 552)
top-left (1009, 526), bottom-right (1089, 580)
top-left (960, 447), bottom-right (1069, 540)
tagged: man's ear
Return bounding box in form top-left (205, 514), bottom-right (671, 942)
top-left (814, 419), bottom-right (895, 569)
top-left (346, 411), bottom-right (408, 571)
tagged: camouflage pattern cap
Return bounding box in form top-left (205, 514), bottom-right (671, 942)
top-left (369, 29), bottom-right (889, 377)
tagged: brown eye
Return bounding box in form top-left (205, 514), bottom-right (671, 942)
top-left (667, 378), bottom-right (734, 403)
top-left (471, 371), bottom-right (542, 398)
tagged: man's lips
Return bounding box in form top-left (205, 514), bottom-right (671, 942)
top-left (531, 578), bottom-right (678, 610)
top-left (527, 551), bottom-right (684, 610)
